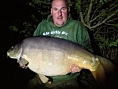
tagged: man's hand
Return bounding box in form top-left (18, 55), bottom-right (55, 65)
top-left (70, 64), bottom-right (81, 73)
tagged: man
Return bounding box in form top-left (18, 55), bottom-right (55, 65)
top-left (27, 0), bottom-right (94, 89)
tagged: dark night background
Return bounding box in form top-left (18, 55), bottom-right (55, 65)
top-left (0, 1), bottom-right (79, 89)
top-left (0, 0), bottom-right (118, 89)
top-left (0, 0), bottom-right (36, 89)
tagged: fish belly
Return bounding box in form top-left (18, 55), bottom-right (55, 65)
top-left (23, 49), bottom-right (71, 76)
top-left (21, 36), bottom-right (99, 76)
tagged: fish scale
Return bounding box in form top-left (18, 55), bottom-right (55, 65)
top-left (7, 36), bottom-right (115, 85)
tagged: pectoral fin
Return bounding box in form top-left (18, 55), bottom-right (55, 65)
top-left (18, 57), bottom-right (29, 68)
top-left (38, 73), bottom-right (49, 83)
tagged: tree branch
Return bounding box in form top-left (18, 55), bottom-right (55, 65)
top-left (79, 12), bottom-right (87, 27)
top-left (86, 0), bottom-right (93, 26)
top-left (90, 10), bottom-right (117, 29)
top-left (90, 5), bottom-right (102, 22)
top-left (107, 18), bottom-right (118, 23)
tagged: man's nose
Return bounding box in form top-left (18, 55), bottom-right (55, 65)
top-left (57, 10), bottom-right (62, 15)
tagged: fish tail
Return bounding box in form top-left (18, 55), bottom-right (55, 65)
top-left (91, 56), bottom-right (115, 87)
top-left (98, 56), bottom-right (115, 74)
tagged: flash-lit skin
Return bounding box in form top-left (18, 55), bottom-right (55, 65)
top-left (70, 64), bottom-right (81, 73)
top-left (51, 0), bottom-right (70, 27)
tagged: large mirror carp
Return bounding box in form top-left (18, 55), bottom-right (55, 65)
top-left (7, 36), bottom-right (115, 84)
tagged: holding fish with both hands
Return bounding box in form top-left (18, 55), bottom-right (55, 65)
top-left (7, 0), bottom-right (116, 89)
top-left (7, 36), bottom-right (115, 86)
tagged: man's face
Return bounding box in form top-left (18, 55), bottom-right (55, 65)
top-left (51, 0), bottom-right (70, 27)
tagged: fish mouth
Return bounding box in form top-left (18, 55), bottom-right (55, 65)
top-left (7, 52), bottom-right (11, 58)
top-left (7, 55), bottom-right (9, 58)
top-left (7, 52), bottom-right (9, 56)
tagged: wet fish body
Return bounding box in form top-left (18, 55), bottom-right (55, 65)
top-left (7, 36), bottom-right (115, 84)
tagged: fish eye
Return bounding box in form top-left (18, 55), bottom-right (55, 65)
top-left (11, 46), bottom-right (14, 49)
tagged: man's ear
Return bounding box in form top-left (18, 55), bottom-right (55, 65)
top-left (68, 7), bottom-right (70, 12)
top-left (51, 8), bottom-right (52, 15)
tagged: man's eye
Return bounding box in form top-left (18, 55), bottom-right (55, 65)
top-left (61, 8), bottom-right (67, 11)
top-left (53, 8), bottom-right (58, 11)
top-left (62, 8), bottom-right (66, 10)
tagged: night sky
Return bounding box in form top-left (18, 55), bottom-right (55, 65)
top-left (0, 0), bottom-right (35, 89)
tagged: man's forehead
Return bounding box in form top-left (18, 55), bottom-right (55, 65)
top-left (51, 0), bottom-right (67, 8)
top-left (51, 6), bottom-right (67, 9)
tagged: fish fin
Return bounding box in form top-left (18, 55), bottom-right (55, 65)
top-left (91, 64), bottom-right (106, 83)
top-left (38, 73), bottom-right (49, 83)
top-left (98, 56), bottom-right (115, 74)
top-left (91, 56), bottom-right (115, 88)
top-left (18, 57), bottom-right (29, 68)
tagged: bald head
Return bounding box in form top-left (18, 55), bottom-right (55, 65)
top-left (51, 0), bottom-right (70, 27)
top-left (51, 0), bottom-right (69, 7)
